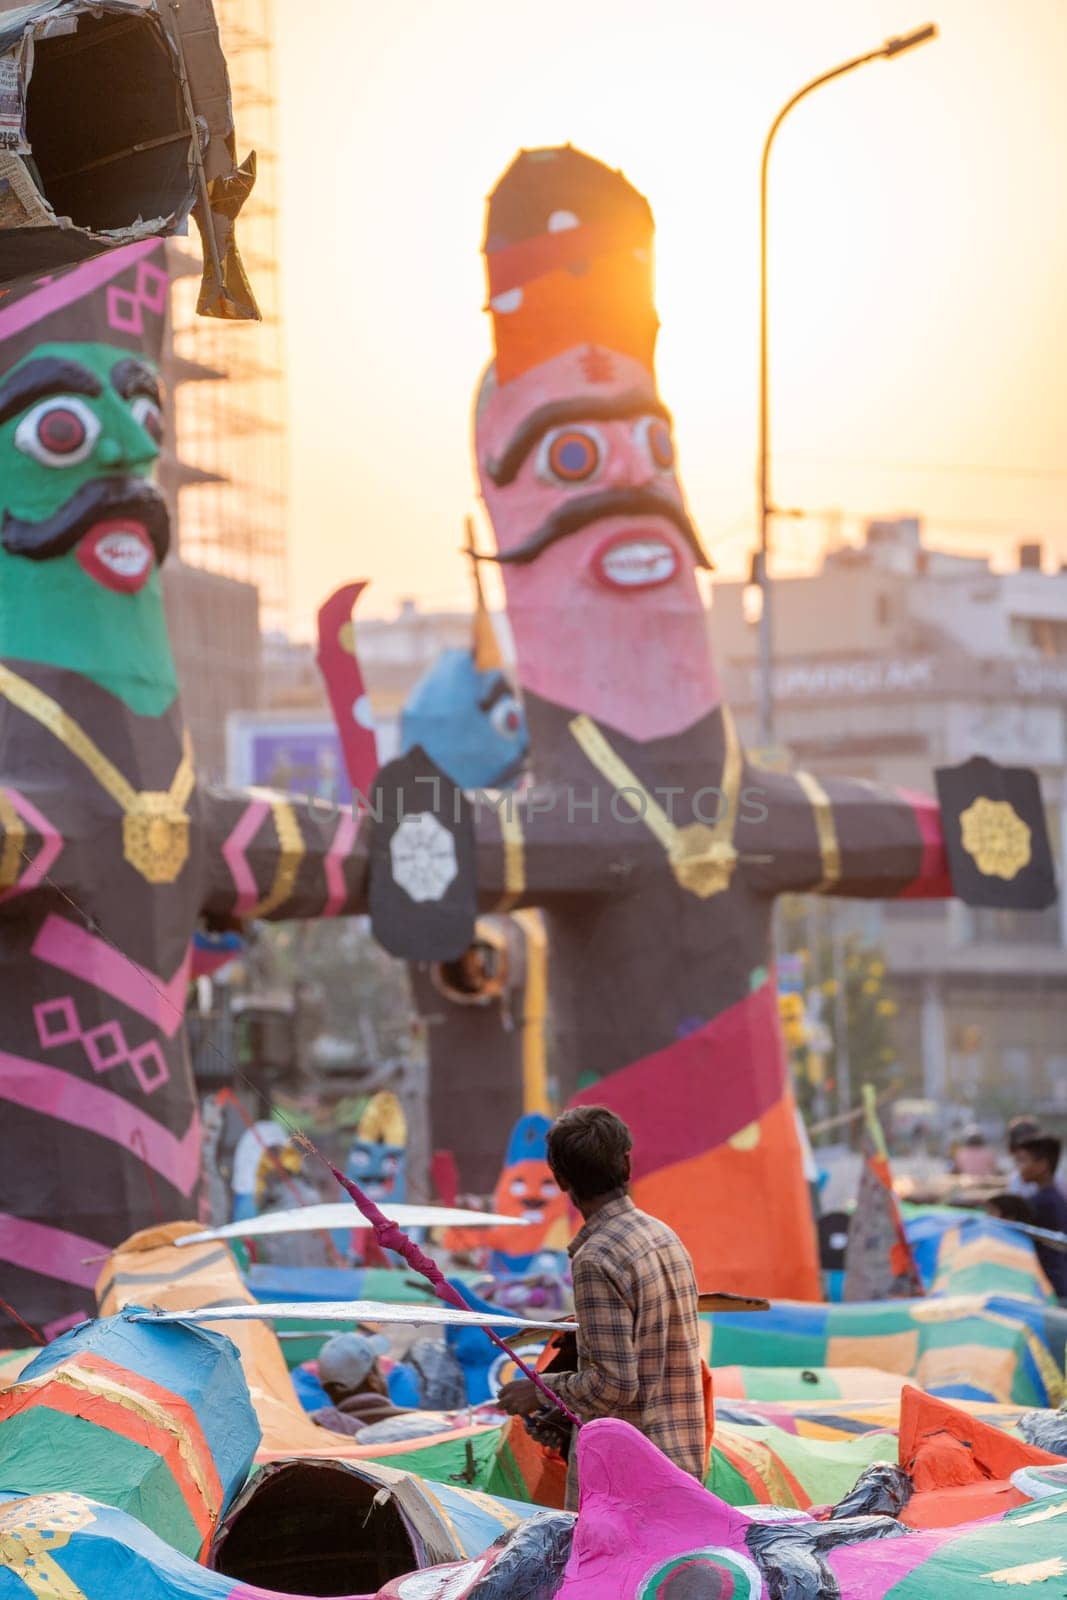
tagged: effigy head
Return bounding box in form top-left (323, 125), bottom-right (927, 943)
top-left (346, 1091), bottom-right (409, 1204)
top-left (488, 1112), bottom-right (569, 1258)
top-left (1, 338), bottom-right (167, 592)
top-left (0, 241), bottom-right (174, 697)
top-left (474, 147), bottom-right (717, 739)
top-left (402, 646), bottom-right (527, 791)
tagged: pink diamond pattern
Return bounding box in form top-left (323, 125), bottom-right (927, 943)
top-left (83, 1021), bottom-right (128, 1073)
top-left (107, 261), bottom-right (169, 335)
top-left (35, 996), bottom-right (80, 1049)
top-left (129, 1040), bottom-right (170, 1094)
top-left (31, 992), bottom-right (169, 1095)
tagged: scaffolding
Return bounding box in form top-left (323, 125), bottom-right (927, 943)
top-left (168, 0), bottom-right (288, 632)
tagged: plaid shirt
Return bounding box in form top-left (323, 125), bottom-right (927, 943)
top-left (546, 1193), bottom-right (705, 1480)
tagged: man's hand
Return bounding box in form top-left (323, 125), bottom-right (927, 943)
top-left (497, 1377), bottom-right (542, 1417)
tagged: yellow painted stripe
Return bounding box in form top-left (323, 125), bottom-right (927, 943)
top-left (513, 908), bottom-right (549, 1114)
top-left (0, 665), bottom-right (195, 812)
top-left (13, 1365), bottom-right (217, 1530)
top-left (250, 796), bottom-right (305, 917)
top-left (0, 1544), bottom-right (88, 1598)
top-left (569, 714), bottom-right (676, 850)
top-left (0, 787), bottom-right (25, 891)
top-left (494, 803), bottom-right (526, 911)
top-left (414, 1479), bottom-right (463, 1549)
top-left (438, 1479), bottom-right (524, 1532)
top-left (0, 662), bottom-right (136, 809)
top-left (794, 770), bottom-right (842, 891)
top-left (0, 1497), bottom-right (95, 1600)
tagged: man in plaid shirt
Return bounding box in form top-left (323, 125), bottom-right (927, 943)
top-left (499, 1106), bottom-right (707, 1504)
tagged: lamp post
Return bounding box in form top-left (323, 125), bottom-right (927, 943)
top-left (756, 23), bottom-right (937, 749)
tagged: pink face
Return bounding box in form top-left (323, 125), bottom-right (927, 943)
top-left (475, 348), bottom-right (720, 741)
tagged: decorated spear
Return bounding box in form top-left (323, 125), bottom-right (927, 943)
top-left (296, 1134), bottom-right (581, 1427)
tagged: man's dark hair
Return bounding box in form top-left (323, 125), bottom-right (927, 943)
top-left (1016, 1134), bottom-right (1061, 1174)
top-left (1008, 1116), bottom-right (1041, 1149)
top-left (547, 1106), bottom-right (632, 1203)
top-left (986, 1193), bottom-right (1035, 1224)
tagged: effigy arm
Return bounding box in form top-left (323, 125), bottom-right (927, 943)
top-left (470, 781), bottom-right (647, 913)
top-left (198, 785), bottom-right (369, 922)
top-left (736, 766), bottom-right (952, 902)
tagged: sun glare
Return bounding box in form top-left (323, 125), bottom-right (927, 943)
top-left (275, 0), bottom-right (1067, 629)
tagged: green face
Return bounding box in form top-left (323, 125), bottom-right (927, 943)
top-left (0, 340), bottom-right (177, 715)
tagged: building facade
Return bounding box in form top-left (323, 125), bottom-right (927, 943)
top-left (713, 519), bottom-right (1067, 1117)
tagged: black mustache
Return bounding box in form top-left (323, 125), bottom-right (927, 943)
top-left (488, 486), bottom-right (712, 569)
top-left (1, 476), bottom-right (170, 565)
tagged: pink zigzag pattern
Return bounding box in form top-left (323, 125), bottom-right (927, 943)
top-left (0, 239), bottom-right (160, 343)
top-left (222, 798), bottom-right (271, 914)
top-left (323, 809), bottom-right (358, 917)
top-left (0, 788), bottom-right (63, 903)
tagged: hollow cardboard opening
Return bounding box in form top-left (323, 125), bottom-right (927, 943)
top-left (212, 1462), bottom-right (420, 1596)
top-left (25, 11), bottom-right (192, 233)
top-left (432, 932), bottom-right (509, 1005)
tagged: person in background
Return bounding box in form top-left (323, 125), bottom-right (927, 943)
top-left (310, 1331), bottom-right (400, 1436)
top-left (986, 1193), bottom-right (1036, 1224)
top-left (1005, 1117), bottom-right (1042, 1196)
top-left (1011, 1135), bottom-right (1067, 1301)
top-left (953, 1127), bottom-right (997, 1178)
top-left (497, 1106), bottom-right (708, 1508)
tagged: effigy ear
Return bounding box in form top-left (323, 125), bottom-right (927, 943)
top-left (368, 744), bottom-right (477, 961)
top-left (935, 755), bottom-right (1057, 909)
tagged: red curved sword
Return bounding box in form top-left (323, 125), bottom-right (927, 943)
top-left (315, 581), bottom-right (380, 808)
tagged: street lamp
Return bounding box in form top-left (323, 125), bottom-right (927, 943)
top-left (756, 23), bottom-right (938, 749)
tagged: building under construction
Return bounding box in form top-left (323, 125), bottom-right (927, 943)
top-left (155, 0), bottom-right (287, 775)
top-left (164, 0), bottom-right (288, 635)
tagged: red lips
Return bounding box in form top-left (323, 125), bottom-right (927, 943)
top-left (76, 521), bottom-right (155, 594)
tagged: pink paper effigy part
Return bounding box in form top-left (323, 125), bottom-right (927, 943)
top-left (475, 346), bottom-right (717, 744)
top-left (393, 139), bottom-right (1059, 1306)
top-left (371, 1403), bottom-right (1067, 1599)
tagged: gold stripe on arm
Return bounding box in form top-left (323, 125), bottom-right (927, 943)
top-left (513, 908), bottom-right (549, 1113)
top-left (494, 800), bottom-right (526, 911)
top-left (795, 770), bottom-right (842, 891)
top-left (248, 796), bottom-right (305, 917)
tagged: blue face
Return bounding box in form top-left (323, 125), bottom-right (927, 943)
top-left (401, 649), bottom-right (528, 791)
top-left (346, 1139), bottom-right (407, 1203)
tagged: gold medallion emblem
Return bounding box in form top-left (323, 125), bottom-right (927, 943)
top-left (960, 797), bottom-right (1031, 881)
top-left (122, 793), bottom-right (192, 885)
top-left (668, 824), bottom-right (738, 899)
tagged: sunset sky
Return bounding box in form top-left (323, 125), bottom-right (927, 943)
top-left (272, 0), bottom-right (1067, 633)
